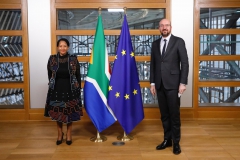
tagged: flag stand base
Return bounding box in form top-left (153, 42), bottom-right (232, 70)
top-left (117, 132), bottom-right (133, 141)
top-left (90, 131), bottom-right (107, 142)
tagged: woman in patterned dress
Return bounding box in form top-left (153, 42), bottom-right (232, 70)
top-left (44, 38), bottom-right (82, 145)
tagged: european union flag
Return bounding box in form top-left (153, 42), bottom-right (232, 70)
top-left (108, 15), bottom-right (144, 135)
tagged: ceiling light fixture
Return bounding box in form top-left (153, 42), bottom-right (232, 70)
top-left (108, 9), bottom-right (124, 12)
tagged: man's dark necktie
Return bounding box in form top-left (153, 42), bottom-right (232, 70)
top-left (162, 39), bottom-right (167, 58)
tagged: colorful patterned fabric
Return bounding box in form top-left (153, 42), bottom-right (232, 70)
top-left (44, 53), bottom-right (82, 123)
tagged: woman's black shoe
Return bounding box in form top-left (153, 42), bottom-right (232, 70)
top-left (66, 140), bottom-right (72, 145)
top-left (56, 132), bottom-right (64, 145)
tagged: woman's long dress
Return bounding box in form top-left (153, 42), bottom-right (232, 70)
top-left (44, 53), bottom-right (82, 123)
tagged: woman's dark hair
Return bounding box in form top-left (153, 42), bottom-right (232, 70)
top-left (57, 38), bottom-right (70, 47)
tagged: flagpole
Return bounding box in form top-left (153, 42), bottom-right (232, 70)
top-left (85, 8), bottom-right (115, 142)
top-left (90, 131), bottom-right (107, 142)
top-left (124, 7), bottom-right (127, 15)
top-left (117, 131), bottom-right (134, 141)
top-left (98, 7), bottom-right (101, 15)
top-left (89, 8), bottom-right (106, 143)
top-left (115, 7), bottom-right (133, 142)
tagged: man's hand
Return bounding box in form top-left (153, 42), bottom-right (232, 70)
top-left (150, 85), bottom-right (156, 96)
top-left (179, 84), bottom-right (186, 94)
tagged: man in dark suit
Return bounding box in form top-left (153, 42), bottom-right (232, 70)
top-left (150, 18), bottom-right (189, 155)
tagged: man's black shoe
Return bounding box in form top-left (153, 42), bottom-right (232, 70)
top-left (173, 143), bottom-right (181, 155)
top-left (156, 140), bottom-right (172, 150)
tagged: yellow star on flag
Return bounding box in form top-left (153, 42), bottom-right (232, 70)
top-left (133, 89), bottom-right (138, 95)
top-left (115, 55), bottom-right (117, 59)
top-left (130, 52), bottom-right (134, 57)
top-left (115, 92), bottom-right (120, 98)
top-left (109, 86), bottom-right (112, 91)
top-left (121, 50), bottom-right (126, 56)
top-left (124, 94), bottom-right (130, 100)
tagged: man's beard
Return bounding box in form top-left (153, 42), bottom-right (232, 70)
top-left (161, 30), bottom-right (170, 37)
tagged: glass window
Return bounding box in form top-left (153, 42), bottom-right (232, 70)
top-left (0, 36), bottom-right (22, 57)
top-left (0, 88), bottom-right (24, 109)
top-left (200, 34), bottom-right (240, 56)
top-left (141, 87), bottom-right (158, 105)
top-left (199, 61), bottom-right (240, 81)
top-left (0, 10), bottom-right (22, 30)
top-left (0, 62), bottom-right (23, 82)
top-left (79, 62), bottom-right (88, 81)
top-left (200, 8), bottom-right (240, 29)
top-left (136, 61), bottom-right (150, 81)
top-left (57, 9), bottom-right (165, 30)
top-left (58, 35), bottom-right (160, 56)
top-left (199, 86), bottom-right (240, 106)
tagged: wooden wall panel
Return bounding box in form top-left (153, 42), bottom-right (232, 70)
top-left (198, 111), bottom-right (240, 119)
top-left (0, 110), bottom-right (27, 120)
top-left (56, 0), bottom-right (166, 3)
top-left (3, 108), bottom-right (240, 121)
top-left (28, 108), bottom-right (195, 121)
top-left (0, 0), bottom-right (29, 121)
top-left (193, 0), bottom-right (240, 119)
top-left (55, 30), bottom-right (160, 36)
top-left (197, 3), bottom-right (240, 7)
top-left (0, 0), bottom-right (21, 4)
top-left (1, 0), bottom-right (240, 121)
top-left (198, 0), bottom-right (240, 3)
top-left (55, 3), bottom-right (168, 9)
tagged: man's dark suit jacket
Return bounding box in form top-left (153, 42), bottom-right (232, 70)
top-left (150, 34), bottom-right (189, 90)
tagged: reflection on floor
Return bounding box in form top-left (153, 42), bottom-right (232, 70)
top-left (0, 120), bottom-right (240, 160)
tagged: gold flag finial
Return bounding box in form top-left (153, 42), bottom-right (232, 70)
top-left (98, 7), bottom-right (102, 15)
top-left (124, 7), bottom-right (127, 15)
